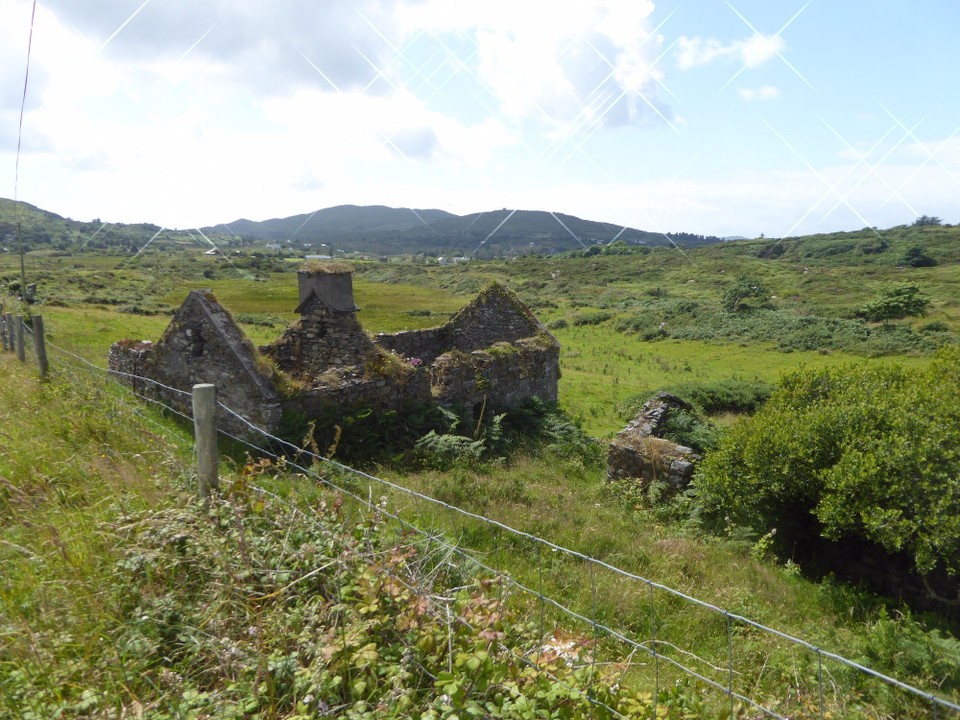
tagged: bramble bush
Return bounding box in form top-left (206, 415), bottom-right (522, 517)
top-left (694, 348), bottom-right (960, 581)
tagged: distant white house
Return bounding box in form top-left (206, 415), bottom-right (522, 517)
top-left (305, 254), bottom-right (333, 260)
top-left (265, 243), bottom-right (282, 250)
top-left (204, 248), bottom-right (219, 255)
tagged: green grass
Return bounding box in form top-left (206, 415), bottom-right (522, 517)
top-left (0, 357), bottom-right (743, 719)
top-left (2, 355), bottom-right (956, 718)
top-left (3, 244), bottom-right (951, 438)
top-left (549, 325), bottom-right (929, 437)
top-left (4, 220), bottom-right (960, 717)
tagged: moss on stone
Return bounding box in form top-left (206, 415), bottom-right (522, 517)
top-left (301, 261), bottom-right (355, 275)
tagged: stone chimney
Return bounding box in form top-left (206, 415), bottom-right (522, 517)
top-left (296, 264), bottom-right (359, 313)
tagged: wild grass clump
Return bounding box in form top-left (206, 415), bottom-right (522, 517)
top-left (571, 310), bottom-right (613, 326)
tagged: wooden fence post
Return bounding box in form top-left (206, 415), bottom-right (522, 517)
top-left (1, 314), bottom-right (7, 352)
top-left (15, 315), bottom-right (25, 362)
top-left (6, 313), bottom-right (15, 354)
top-left (192, 383), bottom-right (220, 499)
top-left (31, 315), bottom-right (48, 378)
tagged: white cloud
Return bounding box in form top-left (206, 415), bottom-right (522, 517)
top-left (676, 33), bottom-right (784, 70)
top-left (397, 0), bottom-right (667, 129)
top-left (38, 0), bottom-right (405, 96)
top-left (737, 85), bottom-right (780, 101)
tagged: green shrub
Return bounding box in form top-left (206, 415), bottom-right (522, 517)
top-left (857, 283), bottom-right (930, 322)
top-left (695, 348), bottom-right (960, 580)
top-left (664, 378), bottom-right (773, 414)
top-left (902, 246), bottom-right (937, 267)
top-left (659, 408), bottom-right (720, 454)
top-left (722, 277), bottom-right (769, 312)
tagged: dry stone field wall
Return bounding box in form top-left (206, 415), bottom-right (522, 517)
top-left (607, 392), bottom-right (701, 494)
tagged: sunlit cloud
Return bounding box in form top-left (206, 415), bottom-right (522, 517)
top-left (676, 33), bottom-right (784, 70)
top-left (737, 85), bottom-right (780, 101)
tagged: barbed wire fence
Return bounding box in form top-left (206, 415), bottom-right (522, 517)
top-left (4, 313), bottom-right (960, 719)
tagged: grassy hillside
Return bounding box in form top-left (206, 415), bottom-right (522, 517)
top-left (2, 222), bottom-right (958, 437)
top-left (3, 326), bottom-right (960, 717)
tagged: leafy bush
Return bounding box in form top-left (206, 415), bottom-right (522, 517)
top-left (857, 283), bottom-right (930, 322)
top-left (659, 408), bottom-right (720, 454)
top-left (665, 378), bottom-right (773, 414)
top-left (722, 277), bottom-right (769, 312)
top-left (546, 317), bottom-right (568, 329)
top-left (902, 245), bottom-right (937, 267)
top-left (695, 349), bottom-right (960, 582)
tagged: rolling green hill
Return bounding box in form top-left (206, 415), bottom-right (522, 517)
top-left (207, 205), bottom-right (722, 255)
top-left (1, 198), bottom-right (722, 257)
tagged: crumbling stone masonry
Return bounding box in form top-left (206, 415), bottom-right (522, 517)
top-left (607, 392), bottom-right (701, 496)
top-left (109, 264), bottom-right (560, 442)
top-left (107, 290), bottom-right (283, 440)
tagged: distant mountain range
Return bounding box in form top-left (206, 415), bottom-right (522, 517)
top-left (1, 198), bottom-right (723, 256)
top-left (204, 205), bottom-right (723, 255)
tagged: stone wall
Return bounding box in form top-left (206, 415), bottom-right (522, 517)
top-left (799, 534), bottom-right (960, 614)
top-left (109, 290), bottom-right (282, 441)
top-left (445, 283), bottom-right (550, 353)
top-left (288, 370), bottom-right (433, 421)
top-left (266, 304), bottom-right (381, 380)
top-left (111, 274), bottom-right (561, 452)
top-left (373, 327), bottom-right (451, 365)
top-left (107, 340), bottom-right (155, 394)
top-left (607, 393), bottom-right (700, 496)
top-left (430, 340), bottom-right (561, 418)
top-left (607, 435), bottom-right (698, 493)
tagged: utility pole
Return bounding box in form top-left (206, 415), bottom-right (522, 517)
top-left (18, 221), bottom-right (27, 302)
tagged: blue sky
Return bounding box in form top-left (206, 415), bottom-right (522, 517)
top-left (2, 0), bottom-right (958, 239)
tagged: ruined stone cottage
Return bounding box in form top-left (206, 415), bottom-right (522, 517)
top-left (108, 264), bottom-right (560, 442)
